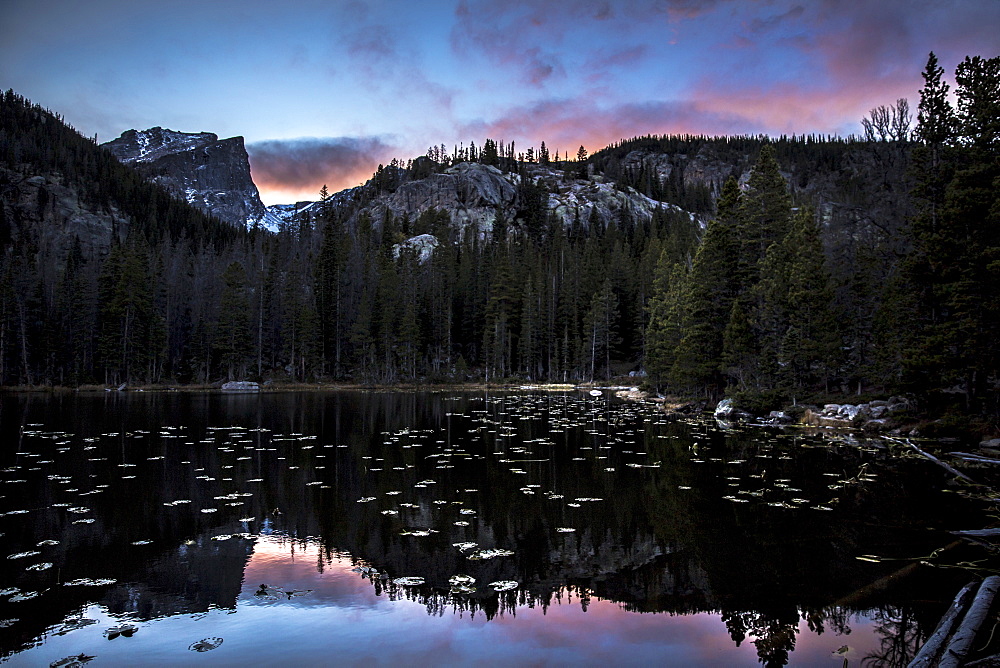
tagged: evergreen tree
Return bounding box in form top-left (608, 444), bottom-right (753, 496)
top-left (215, 261), bottom-right (252, 380)
top-left (586, 278), bottom-right (619, 380)
top-left (645, 251), bottom-right (688, 387)
top-left (721, 300), bottom-right (755, 390)
top-left (96, 236), bottom-right (161, 384)
top-left (737, 145), bottom-right (793, 289)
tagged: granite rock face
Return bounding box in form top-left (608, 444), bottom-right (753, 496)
top-left (0, 168), bottom-right (129, 259)
top-left (356, 161), bottom-right (697, 240)
top-left (103, 128), bottom-right (269, 228)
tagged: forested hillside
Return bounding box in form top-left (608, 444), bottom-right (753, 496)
top-left (643, 53), bottom-right (999, 418)
top-left (0, 52), bottom-right (997, 419)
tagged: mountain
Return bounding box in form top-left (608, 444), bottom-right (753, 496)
top-left (280, 159), bottom-right (700, 259)
top-left (102, 127), bottom-right (278, 230)
top-left (0, 93), bottom-right (238, 261)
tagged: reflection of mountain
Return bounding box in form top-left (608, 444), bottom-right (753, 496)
top-left (0, 391), bottom-right (978, 663)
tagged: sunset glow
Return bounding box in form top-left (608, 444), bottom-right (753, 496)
top-left (3, 0), bottom-right (998, 203)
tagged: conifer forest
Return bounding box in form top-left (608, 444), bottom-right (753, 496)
top-left (1, 53), bottom-right (999, 420)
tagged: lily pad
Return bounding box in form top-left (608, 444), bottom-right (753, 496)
top-left (467, 548), bottom-right (515, 560)
top-left (55, 617), bottom-right (98, 635)
top-left (64, 578), bottom-right (116, 586)
top-left (9, 591), bottom-right (40, 602)
top-left (393, 576), bottom-right (425, 586)
top-left (49, 654), bottom-right (96, 667)
top-left (104, 623), bottom-right (138, 639)
top-left (25, 562), bottom-right (53, 571)
top-left (188, 637), bottom-right (224, 652)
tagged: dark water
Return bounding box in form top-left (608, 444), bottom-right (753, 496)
top-left (0, 390), bottom-right (981, 666)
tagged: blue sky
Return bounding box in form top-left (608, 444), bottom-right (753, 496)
top-left (2, 0), bottom-right (998, 203)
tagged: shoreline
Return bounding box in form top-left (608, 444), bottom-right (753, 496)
top-left (0, 381), bottom-right (617, 394)
top-left (3, 382), bottom-right (995, 442)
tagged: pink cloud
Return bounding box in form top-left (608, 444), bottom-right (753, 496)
top-left (248, 136), bottom-right (398, 202)
top-left (461, 97), bottom-right (769, 158)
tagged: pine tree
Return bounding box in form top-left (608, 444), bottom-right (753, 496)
top-left (215, 261), bottom-right (252, 380)
top-left (669, 219), bottom-right (734, 396)
top-left (645, 250), bottom-right (688, 387)
top-left (739, 144), bottom-right (792, 265)
top-left (96, 236), bottom-right (161, 384)
top-left (586, 278), bottom-right (619, 381)
top-left (721, 300), bottom-right (755, 390)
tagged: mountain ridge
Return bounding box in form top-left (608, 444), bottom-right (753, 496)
top-left (102, 127), bottom-right (276, 230)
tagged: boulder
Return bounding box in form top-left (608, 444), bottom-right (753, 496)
top-left (393, 234), bottom-right (439, 263)
top-left (714, 399), bottom-right (750, 420)
top-left (221, 381), bottom-right (260, 392)
top-left (714, 398), bottom-right (735, 418)
top-left (838, 404), bottom-right (870, 420)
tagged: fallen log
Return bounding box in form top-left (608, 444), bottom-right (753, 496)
top-left (909, 581), bottom-right (976, 668)
top-left (952, 528), bottom-right (1000, 538)
top-left (835, 541), bottom-right (963, 609)
top-left (891, 437), bottom-right (978, 484)
top-left (939, 575), bottom-right (1000, 668)
top-left (948, 452), bottom-right (1000, 465)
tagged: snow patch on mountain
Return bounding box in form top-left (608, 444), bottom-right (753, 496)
top-left (103, 128), bottom-right (269, 229)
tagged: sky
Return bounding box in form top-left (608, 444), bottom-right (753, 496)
top-left (2, 0), bottom-right (998, 205)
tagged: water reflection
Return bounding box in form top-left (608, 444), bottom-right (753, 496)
top-left (0, 391), bottom-right (980, 665)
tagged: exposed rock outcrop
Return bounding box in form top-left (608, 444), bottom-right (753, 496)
top-left (711, 397), bottom-right (912, 432)
top-left (356, 161), bottom-right (697, 240)
top-left (0, 168), bottom-right (129, 259)
top-left (102, 127), bottom-right (270, 229)
top-left (373, 162), bottom-right (517, 237)
top-left (800, 398), bottom-right (911, 430)
top-left (392, 234), bottom-right (439, 263)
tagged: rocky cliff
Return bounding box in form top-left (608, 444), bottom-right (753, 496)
top-left (337, 161), bottom-right (698, 245)
top-left (102, 127), bottom-right (271, 229)
top-left (0, 168), bottom-right (130, 260)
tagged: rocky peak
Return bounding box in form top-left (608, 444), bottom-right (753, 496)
top-left (355, 161), bottom-right (697, 240)
top-left (102, 128), bottom-right (268, 229)
top-left (103, 127), bottom-right (219, 163)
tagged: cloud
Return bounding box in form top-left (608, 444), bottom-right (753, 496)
top-left (460, 97), bottom-right (770, 157)
top-left (746, 5), bottom-right (804, 33)
top-left (247, 136), bottom-right (399, 201)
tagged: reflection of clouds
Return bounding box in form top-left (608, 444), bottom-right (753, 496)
top-left (235, 537), bottom-right (879, 665)
top-left (241, 537), bottom-right (386, 610)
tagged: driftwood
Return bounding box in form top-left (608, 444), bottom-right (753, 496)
top-left (952, 528), bottom-right (1000, 538)
top-left (967, 654), bottom-right (1000, 667)
top-left (888, 437), bottom-right (978, 484)
top-left (909, 581), bottom-right (977, 668)
top-left (948, 452), bottom-right (1000, 465)
top-left (939, 576), bottom-right (1000, 667)
top-left (835, 541), bottom-right (963, 609)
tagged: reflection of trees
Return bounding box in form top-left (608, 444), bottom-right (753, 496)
top-left (0, 391), bottom-right (974, 664)
top-left (861, 606), bottom-right (922, 667)
top-left (722, 610), bottom-right (799, 667)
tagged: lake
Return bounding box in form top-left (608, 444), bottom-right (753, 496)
top-left (0, 390), bottom-right (983, 666)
